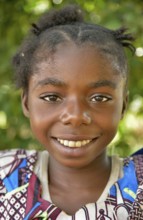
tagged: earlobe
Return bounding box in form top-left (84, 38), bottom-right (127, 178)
top-left (21, 91), bottom-right (30, 118)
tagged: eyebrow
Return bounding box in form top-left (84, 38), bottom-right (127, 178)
top-left (34, 77), bottom-right (117, 90)
top-left (88, 80), bottom-right (117, 89)
top-left (34, 77), bottom-right (67, 89)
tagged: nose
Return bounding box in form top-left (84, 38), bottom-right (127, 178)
top-left (60, 99), bottom-right (92, 127)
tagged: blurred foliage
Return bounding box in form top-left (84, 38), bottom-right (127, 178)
top-left (0, 0), bottom-right (143, 156)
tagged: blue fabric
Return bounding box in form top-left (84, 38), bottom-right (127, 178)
top-left (110, 159), bottom-right (138, 202)
top-left (3, 158), bottom-right (27, 192)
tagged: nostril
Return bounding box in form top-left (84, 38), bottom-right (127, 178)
top-left (60, 111), bottom-right (92, 126)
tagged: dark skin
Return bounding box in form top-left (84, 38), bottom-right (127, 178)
top-left (49, 153), bottom-right (111, 214)
top-left (22, 43), bottom-right (127, 215)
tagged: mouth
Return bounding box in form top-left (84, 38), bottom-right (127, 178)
top-left (56, 138), bottom-right (93, 148)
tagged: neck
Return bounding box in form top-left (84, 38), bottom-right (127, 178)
top-left (48, 152), bottom-right (111, 190)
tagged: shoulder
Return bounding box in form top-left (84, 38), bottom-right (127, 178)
top-left (0, 148), bottom-right (38, 165)
top-left (131, 154), bottom-right (143, 184)
top-left (0, 148), bottom-right (38, 158)
top-left (131, 148), bottom-right (143, 156)
top-left (0, 149), bottom-right (38, 180)
top-left (128, 150), bottom-right (143, 218)
top-left (122, 152), bottom-right (143, 185)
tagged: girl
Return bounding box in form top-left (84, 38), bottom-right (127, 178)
top-left (0, 5), bottom-right (142, 220)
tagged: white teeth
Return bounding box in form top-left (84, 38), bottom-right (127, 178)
top-left (75, 141), bottom-right (81, 147)
top-left (69, 141), bottom-right (75, 147)
top-left (57, 139), bottom-right (91, 148)
top-left (60, 139), bottom-right (64, 144)
top-left (63, 140), bottom-right (69, 146)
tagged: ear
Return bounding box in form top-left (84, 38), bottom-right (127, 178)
top-left (21, 90), bottom-right (30, 118)
top-left (121, 91), bottom-right (129, 119)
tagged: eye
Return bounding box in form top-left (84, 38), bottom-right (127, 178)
top-left (90, 94), bottom-right (112, 103)
top-left (40, 94), bottom-right (62, 103)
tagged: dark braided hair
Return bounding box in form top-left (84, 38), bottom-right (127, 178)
top-left (13, 5), bottom-right (135, 91)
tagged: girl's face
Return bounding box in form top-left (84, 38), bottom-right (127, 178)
top-left (22, 43), bottom-right (127, 168)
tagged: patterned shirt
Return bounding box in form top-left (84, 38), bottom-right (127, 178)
top-left (0, 149), bottom-right (143, 219)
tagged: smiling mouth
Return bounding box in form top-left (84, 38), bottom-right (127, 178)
top-left (57, 138), bottom-right (93, 148)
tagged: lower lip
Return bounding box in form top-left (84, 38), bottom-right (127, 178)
top-left (52, 138), bottom-right (98, 157)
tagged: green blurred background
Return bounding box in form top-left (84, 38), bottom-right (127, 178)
top-left (0, 0), bottom-right (143, 156)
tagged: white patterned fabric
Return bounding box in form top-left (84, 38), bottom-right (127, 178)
top-left (0, 149), bottom-right (143, 219)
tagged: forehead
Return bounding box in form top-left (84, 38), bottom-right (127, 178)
top-left (31, 43), bottom-right (125, 89)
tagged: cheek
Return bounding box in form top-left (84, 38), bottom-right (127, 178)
top-left (28, 103), bottom-right (58, 138)
top-left (109, 105), bottom-right (122, 126)
top-left (93, 103), bottom-right (123, 131)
